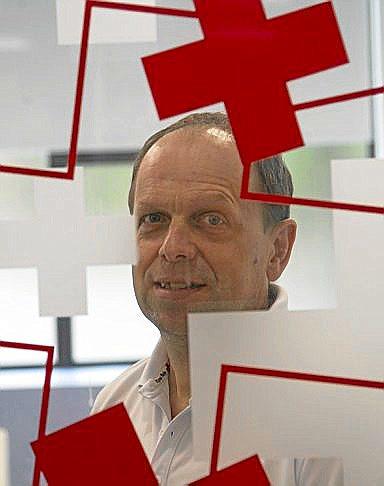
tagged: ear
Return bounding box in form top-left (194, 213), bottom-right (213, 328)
top-left (266, 219), bottom-right (297, 282)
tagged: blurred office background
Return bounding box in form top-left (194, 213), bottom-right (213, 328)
top-left (0, 0), bottom-right (381, 484)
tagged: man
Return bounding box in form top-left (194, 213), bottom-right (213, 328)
top-left (92, 112), bottom-right (343, 485)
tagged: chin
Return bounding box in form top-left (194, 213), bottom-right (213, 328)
top-left (140, 305), bottom-right (187, 334)
top-left (155, 312), bottom-right (189, 336)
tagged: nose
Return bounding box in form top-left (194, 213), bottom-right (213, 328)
top-left (158, 220), bottom-right (197, 263)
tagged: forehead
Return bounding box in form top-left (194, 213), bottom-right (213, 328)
top-left (135, 127), bottom-right (244, 196)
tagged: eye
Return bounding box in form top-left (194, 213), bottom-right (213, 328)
top-left (140, 213), bottom-right (166, 225)
top-left (201, 213), bottom-right (225, 226)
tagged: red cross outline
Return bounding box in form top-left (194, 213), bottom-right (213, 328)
top-left (0, 0), bottom-right (383, 217)
top-left (189, 364), bottom-right (384, 484)
top-left (0, 340), bottom-right (54, 486)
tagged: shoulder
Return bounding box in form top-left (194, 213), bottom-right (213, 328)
top-left (91, 356), bottom-right (149, 414)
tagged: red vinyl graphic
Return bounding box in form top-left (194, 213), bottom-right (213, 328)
top-left (0, 340), bottom-right (54, 486)
top-left (32, 403), bottom-right (158, 486)
top-left (192, 365), bottom-right (384, 485)
top-left (0, 1), bottom-right (382, 214)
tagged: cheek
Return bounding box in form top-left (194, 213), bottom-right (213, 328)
top-left (207, 237), bottom-right (245, 258)
top-left (136, 239), bottom-right (159, 267)
top-left (205, 248), bottom-right (248, 284)
top-left (133, 246), bottom-right (157, 292)
top-left (225, 242), bottom-right (266, 282)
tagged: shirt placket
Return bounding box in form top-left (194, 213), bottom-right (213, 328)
top-left (151, 406), bottom-right (191, 486)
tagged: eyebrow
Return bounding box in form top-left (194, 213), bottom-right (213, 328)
top-left (135, 191), bottom-right (236, 211)
top-left (193, 191), bottom-right (236, 206)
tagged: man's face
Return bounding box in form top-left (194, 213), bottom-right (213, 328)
top-left (133, 127), bottom-right (283, 336)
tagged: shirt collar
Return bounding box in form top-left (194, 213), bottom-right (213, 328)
top-left (138, 284), bottom-right (288, 397)
top-left (137, 339), bottom-right (169, 397)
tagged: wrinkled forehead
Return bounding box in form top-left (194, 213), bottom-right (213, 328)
top-left (135, 127), bottom-right (244, 194)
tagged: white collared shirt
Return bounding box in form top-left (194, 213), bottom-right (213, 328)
top-left (92, 285), bottom-right (343, 485)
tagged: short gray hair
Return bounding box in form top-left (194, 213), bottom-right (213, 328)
top-left (128, 112), bottom-right (293, 228)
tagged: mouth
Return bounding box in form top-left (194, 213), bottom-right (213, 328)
top-left (153, 280), bottom-right (206, 298)
top-left (155, 281), bottom-right (205, 290)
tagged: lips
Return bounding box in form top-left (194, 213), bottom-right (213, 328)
top-left (154, 281), bottom-right (205, 290)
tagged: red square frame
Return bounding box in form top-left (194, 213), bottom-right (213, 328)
top-left (0, 340), bottom-right (54, 486)
top-left (205, 364), bottom-right (384, 480)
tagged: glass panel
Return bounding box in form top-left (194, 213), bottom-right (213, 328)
top-left (72, 163), bottom-right (158, 363)
top-left (84, 163), bottom-right (133, 215)
top-left (278, 143), bottom-right (370, 310)
top-left (72, 265), bottom-right (159, 363)
top-left (0, 0), bottom-right (79, 171)
top-left (71, 134), bottom-right (370, 360)
top-left (0, 171), bottom-right (56, 367)
top-left (0, 268), bottom-right (56, 366)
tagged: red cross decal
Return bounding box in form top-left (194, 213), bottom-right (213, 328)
top-left (143, 0), bottom-right (348, 165)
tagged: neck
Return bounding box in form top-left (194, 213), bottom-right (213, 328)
top-left (161, 332), bottom-right (190, 419)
